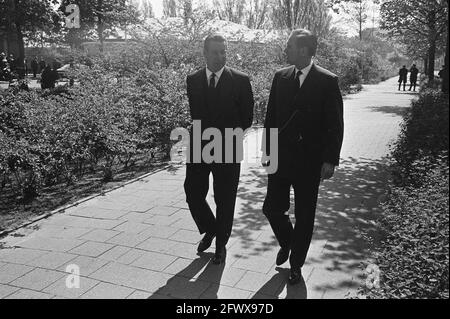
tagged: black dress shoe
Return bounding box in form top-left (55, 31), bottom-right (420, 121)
top-left (288, 268), bottom-right (302, 285)
top-left (276, 247), bottom-right (290, 266)
top-left (212, 247), bottom-right (226, 265)
top-left (197, 233), bottom-right (215, 253)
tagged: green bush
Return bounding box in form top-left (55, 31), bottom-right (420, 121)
top-left (364, 89), bottom-right (449, 299)
top-left (391, 89), bottom-right (449, 186)
top-left (0, 61), bottom-right (191, 201)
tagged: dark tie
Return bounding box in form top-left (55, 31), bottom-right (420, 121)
top-left (294, 70), bottom-right (302, 89)
top-left (209, 73), bottom-right (216, 88)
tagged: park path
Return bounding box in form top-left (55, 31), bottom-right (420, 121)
top-left (0, 77), bottom-right (416, 299)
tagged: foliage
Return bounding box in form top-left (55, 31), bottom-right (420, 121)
top-left (0, 57), bottom-right (190, 201)
top-left (380, 0), bottom-right (448, 80)
top-left (58, 0), bottom-right (140, 49)
top-left (391, 89), bottom-right (449, 186)
top-left (363, 88), bottom-right (449, 299)
top-left (0, 0), bottom-right (61, 44)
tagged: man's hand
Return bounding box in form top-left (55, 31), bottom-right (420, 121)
top-left (321, 163), bottom-right (336, 181)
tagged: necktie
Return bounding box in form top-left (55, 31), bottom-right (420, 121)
top-left (295, 70), bottom-right (302, 89)
top-left (209, 73), bottom-right (216, 88)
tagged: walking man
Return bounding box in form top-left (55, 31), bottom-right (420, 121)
top-left (398, 65), bottom-right (408, 91)
top-left (184, 34), bottom-right (254, 264)
top-left (409, 64), bottom-right (419, 91)
top-left (31, 57), bottom-right (38, 78)
top-left (262, 29), bottom-right (344, 285)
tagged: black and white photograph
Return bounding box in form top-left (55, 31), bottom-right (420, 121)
top-left (0, 0), bottom-right (448, 303)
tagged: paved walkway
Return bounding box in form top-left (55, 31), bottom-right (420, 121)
top-left (0, 77), bottom-right (417, 299)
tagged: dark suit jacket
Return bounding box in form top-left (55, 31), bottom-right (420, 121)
top-left (264, 64), bottom-right (344, 177)
top-left (186, 66), bottom-right (254, 163)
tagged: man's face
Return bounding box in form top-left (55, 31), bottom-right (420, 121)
top-left (204, 40), bottom-right (227, 72)
top-left (284, 35), bottom-right (310, 66)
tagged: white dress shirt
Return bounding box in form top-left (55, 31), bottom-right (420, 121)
top-left (295, 61), bottom-right (313, 88)
top-left (206, 66), bottom-right (225, 88)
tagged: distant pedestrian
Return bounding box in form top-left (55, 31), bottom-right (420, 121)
top-left (41, 65), bottom-right (58, 89)
top-left (31, 57), bottom-right (38, 78)
top-left (398, 65), bottom-right (408, 91)
top-left (409, 64), bottom-right (419, 91)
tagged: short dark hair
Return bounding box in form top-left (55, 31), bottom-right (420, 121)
top-left (204, 33), bottom-right (227, 51)
top-left (290, 29), bottom-right (318, 56)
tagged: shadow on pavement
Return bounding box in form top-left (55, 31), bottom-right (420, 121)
top-left (252, 267), bottom-right (307, 299)
top-left (229, 156), bottom-right (391, 298)
top-left (148, 253), bottom-right (225, 299)
top-left (369, 105), bottom-right (409, 117)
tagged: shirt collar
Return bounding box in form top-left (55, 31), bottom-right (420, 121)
top-left (206, 66), bottom-right (225, 81)
top-left (295, 61), bottom-right (313, 77)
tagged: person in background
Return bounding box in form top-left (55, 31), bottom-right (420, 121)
top-left (41, 65), bottom-right (58, 89)
top-left (398, 65), bottom-right (408, 91)
top-left (31, 56), bottom-right (39, 78)
top-left (409, 64), bottom-right (419, 92)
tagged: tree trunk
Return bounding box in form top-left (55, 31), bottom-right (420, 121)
top-left (284, 0), bottom-right (292, 30)
top-left (428, 38), bottom-right (436, 82)
top-left (424, 57), bottom-right (429, 75)
top-left (443, 12), bottom-right (449, 93)
top-left (6, 0), bottom-right (25, 77)
top-left (427, 10), bottom-right (437, 82)
top-left (15, 23), bottom-right (25, 78)
top-left (97, 0), bottom-right (104, 53)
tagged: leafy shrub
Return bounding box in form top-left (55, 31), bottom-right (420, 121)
top-left (391, 89), bottom-right (449, 186)
top-left (364, 88), bottom-right (449, 299)
top-left (366, 157), bottom-right (449, 299)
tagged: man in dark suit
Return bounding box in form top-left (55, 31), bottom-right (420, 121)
top-left (398, 65), bottom-right (408, 91)
top-left (262, 29), bottom-right (344, 285)
top-left (409, 64), bottom-right (419, 91)
top-left (184, 34), bottom-right (254, 264)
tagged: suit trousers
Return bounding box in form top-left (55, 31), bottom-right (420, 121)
top-left (263, 165), bottom-right (321, 269)
top-left (184, 162), bottom-right (241, 248)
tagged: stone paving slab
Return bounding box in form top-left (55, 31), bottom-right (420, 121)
top-left (0, 77), bottom-right (417, 299)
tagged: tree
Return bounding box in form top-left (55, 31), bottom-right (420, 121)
top-left (380, 0), bottom-right (448, 81)
top-left (59, 0), bottom-right (139, 52)
top-left (163, 0), bottom-right (178, 17)
top-left (0, 0), bottom-right (60, 76)
top-left (334, 0), bottom-right (376, 41)
top-left (131, 0), bottom-right (154, 19)
top-left (271, 0), bottom-right (334, 39)
top-left (245, 0), bottom-right (271, 29)
top-left (443, 0), bottom-right (449, 92)
top-left (213, 0), bottom-right (245, 24)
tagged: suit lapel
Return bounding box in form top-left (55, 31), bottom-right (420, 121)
top-left (281, 65), bottom-right (297, 98)
top-left (297, 63), bottom-right (318, 98)
top-left (278, 66), bottom-right (297, 125)
top-left (195, 67), bottom-right (210, 119)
